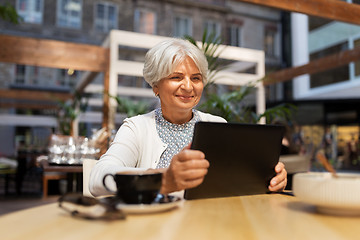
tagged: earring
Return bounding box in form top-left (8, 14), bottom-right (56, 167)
top-left (155, 92), bottom-right (159, 97)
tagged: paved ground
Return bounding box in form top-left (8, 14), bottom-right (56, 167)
top-left (0, 195), bottom-right (58, 216)
top-left (0, 173), bottom-right (61, 216)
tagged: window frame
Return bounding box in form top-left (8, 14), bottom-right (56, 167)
top-left (173, 15), bottom-right (192, 37)
top-left (203, 19), bottom-right (222, 39)
top-left (264, 26), bottom-right (278, 58)
top-left (229, 24), bottom-right (243, 47)
top-left (14, 65), bottom-right (39, 85)
top-left (134, 8), bottom-right (157, 35)
top-left (56, 0), bottom-right (83, 29)
top-left (16, 0), bottom-right (44, 24)
top-left (94, 1), bottom-right (118, 33)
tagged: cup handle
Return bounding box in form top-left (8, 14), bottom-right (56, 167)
top-left (102, 173), bottom-right (117, 194)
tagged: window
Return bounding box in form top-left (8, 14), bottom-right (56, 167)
top-left (94, 2), bottom-right (117, 33)
top-left (57, 0), bottom-right (82, 29)
top-left (204, 20), bottom-right (221, 39)
top-left (229, 24), bottom-right (242, 47)
top-left (173, 16), bottom-right (192, 37)
top-left (134, 9), bottom-right (157, 34)
top-left (57, 69), bottom-right (78, 87)
top-left (15, 65), bottom-right (26, 84)
top-left (310, 42), bottom-right (349, 88)
top-left (14, 65), bottom-right (78, 88)
top-left (264, 27), bottom-right (277, 57)
top-left (16, 0), bottom-right (43, 24)
top-left (15, 65), bottom-right (38, 85)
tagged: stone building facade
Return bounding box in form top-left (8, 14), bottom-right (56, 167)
top-left (0, 0), bottom-right (285, 156)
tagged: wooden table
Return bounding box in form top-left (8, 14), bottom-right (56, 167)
top-left (1, 193), bottom-right (360, 240)
top-left (42, 163), bottom-right (83, 173)
top-left (41, 161), bottom-right (83, 195)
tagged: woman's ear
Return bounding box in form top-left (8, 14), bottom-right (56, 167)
top-left (153, 85), bottom-right (159, 97)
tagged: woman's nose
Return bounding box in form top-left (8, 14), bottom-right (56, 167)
top-left (181, 77), bottom-right (193, 91)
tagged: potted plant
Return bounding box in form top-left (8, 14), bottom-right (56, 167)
top-left (185, 31), bottom-right (296, 124)
top-left (57, 91), bottom-right (89, 136)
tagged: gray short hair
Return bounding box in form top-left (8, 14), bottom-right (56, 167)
top-left (143, 38), bottom-right (208, 87)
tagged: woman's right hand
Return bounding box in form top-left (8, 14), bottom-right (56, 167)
top-left (160, 145), bottom-right (209, 194)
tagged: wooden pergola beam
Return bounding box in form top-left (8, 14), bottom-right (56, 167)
top-left (102, 69), bottom-right (110, 130)
top-left (235, 0), bottom-right (360, 86)
top-left (0, 34), bottom-right (109, 72)
top-left (0, 102), bottom-right (59, 110)
top-left (237, 0), bottom-right (360, 25)
top-left (263, 46), bottom-right (360, 86)
top-left (0, 34), bottom-right (111, 134)
top-left (0, 89), bottom-right (73, 102)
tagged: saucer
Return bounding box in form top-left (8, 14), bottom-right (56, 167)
top-left (116, 194), bottom-right (183, 214)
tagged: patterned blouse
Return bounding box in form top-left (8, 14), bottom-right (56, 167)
top-left (155, 108), bottom-right (201, 169)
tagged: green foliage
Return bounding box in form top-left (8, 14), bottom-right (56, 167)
top-left (111, 95), bottom-right (149, 117)
top-left (257, 103), bottom-right (297, 124)
top-left (57, 92), bottom-right (89, 135)
top-left (199, 84), bottom-right (257, 123)
top-left (0, 3), bottom-right (22, 24)
top-left (185, 30), bottom-right (296, 124)
top-left (199, 83), bottom-right (297, 124)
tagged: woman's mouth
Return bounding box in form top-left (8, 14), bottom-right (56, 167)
top-left (176, 95), bottom-right (194, 101)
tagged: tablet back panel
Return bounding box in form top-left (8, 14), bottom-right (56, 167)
top-left (184, 122), bottom-right (284, 200)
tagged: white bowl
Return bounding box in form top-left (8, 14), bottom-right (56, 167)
top-left (293, 172), bottom-right (360, 216)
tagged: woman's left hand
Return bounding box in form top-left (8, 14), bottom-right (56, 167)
top-left (268, 162), bottom-right (287, 192)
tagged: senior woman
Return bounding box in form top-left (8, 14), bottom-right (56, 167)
top-left (89, 38), bottom-right (287, 197)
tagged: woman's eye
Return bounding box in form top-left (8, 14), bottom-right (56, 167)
top-left (170, 76), bottom-right (180, 80)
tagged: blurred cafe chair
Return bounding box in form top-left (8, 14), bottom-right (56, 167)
top-left (0, 158), bottom-right (17, 195)
top-left (279, 154), bottom-right (311, 190)
top-left (36, 156), bottom-right (67, 199)
top-left (279, 154), bottom-right (311, 174)
top-left (42, 171), bottom-right (67, 199)
top-left (83, 158), bottom-right (97, 197)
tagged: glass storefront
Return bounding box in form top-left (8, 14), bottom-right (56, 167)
top-left (310, 42), bottom-right (349, 88)
top-left (292, 124), bottom-right (359, 171)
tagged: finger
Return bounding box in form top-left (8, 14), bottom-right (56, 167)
top-left (275, 162), bottom-right (285, 173)
top-left (269, 177), bottom-right (287, 191)
top-left (184, 168), bottom-right (209, 180)
top-left (269, 169), bottom-right (287, 192)
top-left (184, 176), bottom-right (206, 189)
top-left (270, 169), bottom-right (287, 187)
top-left (182, 159), bottom-right (210, 169)
top-left (169, 158), bottom-right (209, 175)
top-left (177, 149), bottom-right (205, 162)
top-left (174, 166), bottom-right (208, 181)
top-left (268, 178), bottom-right (287, 192)
top-left (168, 173), bottom-right (206, 191)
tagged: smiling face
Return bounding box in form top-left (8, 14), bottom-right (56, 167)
top-left (153, 56), bottom-right (204, 124)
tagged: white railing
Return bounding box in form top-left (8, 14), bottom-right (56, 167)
top-left (100, 30), bottom-right (266, 123)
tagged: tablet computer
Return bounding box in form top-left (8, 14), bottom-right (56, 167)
top-left (184, 122), bottom-right (285, 200)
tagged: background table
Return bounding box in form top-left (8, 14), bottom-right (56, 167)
top-left (41, 161), bottom-right (83, 196)
top-left (1, 193), bottom-right (360, 240)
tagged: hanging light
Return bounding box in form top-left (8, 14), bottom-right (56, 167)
top-left (67, 69), bottom-right (75, 75)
